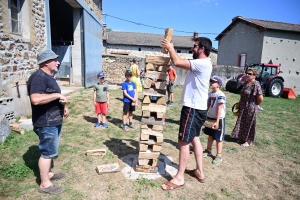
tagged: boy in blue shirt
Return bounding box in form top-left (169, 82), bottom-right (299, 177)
top-left (93, 72), bottom-right (109, 128)
top-left (122, 70), bottom-right (137, 131)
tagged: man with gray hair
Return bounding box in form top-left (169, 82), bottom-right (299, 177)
top-left (27, 49), bottom-right (70, 195)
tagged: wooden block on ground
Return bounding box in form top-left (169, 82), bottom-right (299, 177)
top-left (86, 149), bottom-right (107, 156)
top-left (143, 78), bottom-right (153, 89)
top-left (143, 95), bottom-right (151, 103)
top-left (142, 103), bottom-right (166, 113)
top-left (96, 163), bottom-right (120, 175)
top-left (146, 56), bottom-right (170, 66)
top-left (136, 165), bottom-right (158, 173)
top-left (146, 63), bottom-right (155, 71)
top-left (143, 88), bottom-right (166, 97)
top-left (155, 81), bottom-right (167, 90)
top-left (162, 28), bottom-right (174, 54)
top-left (10, 123), bottom-right (25, 135)
top-left (138, 150), bottom-right (160, 159)
top-left (145, 71), bottom-right (168, 80)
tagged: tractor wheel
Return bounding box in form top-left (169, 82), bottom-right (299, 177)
top-left (225, 79), bottom-right (238, 93)
top-left (266, 78), bottom-right (284, 97)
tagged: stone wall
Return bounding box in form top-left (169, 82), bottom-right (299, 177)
top-left (0, 0), bottom-right (47, 118)
top-left (102, 54), bottom-right (244, 87)
top-left (83, 0), bottom-right (102, 20)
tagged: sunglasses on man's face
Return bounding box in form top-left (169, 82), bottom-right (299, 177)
top-left (246, 73), bottom-right (254, 76)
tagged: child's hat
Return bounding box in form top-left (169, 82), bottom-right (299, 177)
top-left (210, 76), bottom-right (223, 86)
top-left (97, 72), bottom-right (105, 78)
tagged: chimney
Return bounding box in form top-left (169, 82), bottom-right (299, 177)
top-left (193, 32), bottom-right (198, 39)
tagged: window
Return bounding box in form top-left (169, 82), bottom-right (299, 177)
top-left (9, 0), bottom-right (21, 34)
top-left (176, 50), bottom-right (181, 53)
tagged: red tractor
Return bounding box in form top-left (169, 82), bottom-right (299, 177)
top-left (225, 63), bottom-right (284, 97)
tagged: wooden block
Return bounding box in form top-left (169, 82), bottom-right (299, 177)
top-left (153, 125), bottom-right (164, 131)
top-left (155, 81), bottom-right (167, 90)
top-left (153, 145), bottom-right (162, 152)
top-left (18, 116), bottom-right (29, 123)
top-left (96, 163), bottom-right (120, 175)
top-left (143, 88), bottom-right (166, 97)
top-left (145, 56), bottom-right (170, 66)
top-left (139, 150), bottom-right (160, 159)
top-left (157, 65), bottom-right (168, 72)
top-left (86, 149), bottom-right (107, 156)
top-left (11, 126), bottom-right (25, 135)
top-left (156, 112), bottom-right (164, 119)
top-left (141, 129), bottom-right (163, 139)
top-left (145, 71), bottom-right (168, 80)
top-left (162, 28), bottom-right (174, 54)
top-left (156, 96), bottom-right (166, 105)
top-left (142, 110), bottom-right (150, 117)
top-left (143, 95), bottom-right (151, 103)
top-left (143, 78), bottom-right (153, 89)
top-left (138, 159), bottom-right (149, 166)
top-left (136, 165), bottom-right (158, 173)
top-left (138, 159), bottom-right (158, 166)
top-left (139, 144), bottom-right (148, 152)
top-left (141, 124), bottom-right (164, 131)
top-left (156, 136), bottom-right (163, 143)
top-left (142, 103), bottom-right (166, 113)
top-left (146, 63), bottom-right (155, 71)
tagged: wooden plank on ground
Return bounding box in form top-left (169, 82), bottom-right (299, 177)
top-left (162, 28), bottom-right (174, 54)
top-left (143, 88), bottom-right (166, 97)
top-left (10, 124), bottom-right (25, 135)
top-left (145, 71), bottom-right (168, 80)
top-left (146, 56), bottom-right (170, 66)
top-left (142, 103), bottom-right (166, 112)
top-left (96, 163), bottom-right (120, 175)
top-left (86, 149), bottom-right (107, 156)
top-left (138, 150), bottom-right (160, 159)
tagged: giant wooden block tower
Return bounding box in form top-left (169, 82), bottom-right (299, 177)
top-left (136, 28), bottom-right (174, 173)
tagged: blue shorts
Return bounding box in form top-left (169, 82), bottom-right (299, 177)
top-left (178, 106), bottom-right (207, 143)
top-left (123, 102), bottom-right (135, 112)
top-left (203, 118), bottom-right (226, 141)
top-left (34, 125), bottom-right (62, 159)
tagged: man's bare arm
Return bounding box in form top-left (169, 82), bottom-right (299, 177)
top-left (30, 93), bottom-right (67, 105)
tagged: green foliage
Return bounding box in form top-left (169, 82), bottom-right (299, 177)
top-left (221, 188), bottom-right (232, 197)
top-left (133, 177), bottom-right (160, 193)
top-left (1, 163), bottom-right (32, 180)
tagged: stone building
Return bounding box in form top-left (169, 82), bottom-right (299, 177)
top-left (0, 0), bottom-right (103, 118)
top-left (216, 16), bottom-right (300, 95)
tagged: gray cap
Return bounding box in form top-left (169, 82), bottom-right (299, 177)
top-left (210, 76), bottom-right (223, 86)
top-left (37, 49), bottom-right (59, 65)
top-left (132, 57), bottom-right (140, 62)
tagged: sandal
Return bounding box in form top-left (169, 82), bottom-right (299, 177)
top-left (161, 181), bottom-right (185, 191)
top-left (50, 173), bottom-right (66, 181)
top-left (241, 142), bottom-right (252, 147)
top-left (38, 184), bottom-right (64, 195)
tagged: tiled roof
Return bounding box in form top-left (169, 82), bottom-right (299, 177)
top-left (216, 16), bottom-right (300, 40)
top-left (105, 31), bottom-right (217, 52)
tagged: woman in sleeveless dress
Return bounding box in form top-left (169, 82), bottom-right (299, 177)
top-left (130, 58), bottom-right (142, 105)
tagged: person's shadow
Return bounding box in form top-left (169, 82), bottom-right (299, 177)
top-left (23, 145), bottom-right (40, 185)
top-left (83, 115), bottom-right (97, 124)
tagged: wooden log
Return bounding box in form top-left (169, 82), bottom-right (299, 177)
top-left (146, 56), bottom-right (170, 66)
top-left (142, 103), bottom-right (166, 113)
top-left (143, 88), bottom-right (166, 97)
top-left (96, 163), bottom-right (120, 175)
top-left (146, 63), bottom-right (155, 71)
top-left (138, 150), bottom-right (160, 159)
top-left (136, 165), bottom-right (158, 173)
top-left (86, 149), bottom-right (107, 156)
top-left (155, 81), bottom-right (167, 90)
top-left (145, 71), bottom-right (168, 80)
top-left (143, 78), bottom-right (153, 89)
top-left (162, 28), bottom-right (174, 54)
top-left (156, 96), bottom-right (166, 105)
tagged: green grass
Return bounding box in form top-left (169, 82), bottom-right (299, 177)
top-left (0, 87), bottom-right (299, 199)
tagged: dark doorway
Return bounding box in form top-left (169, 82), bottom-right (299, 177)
top-left (49, 0), bottom-right (73, 45)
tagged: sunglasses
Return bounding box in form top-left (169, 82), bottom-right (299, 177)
top-left (246, 73), bottom-right (254, 76)
top-left (193, 44), bottom-right (199, 48)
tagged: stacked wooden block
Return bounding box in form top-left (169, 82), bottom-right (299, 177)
top-left (136, 56), bottom-right (171, 173)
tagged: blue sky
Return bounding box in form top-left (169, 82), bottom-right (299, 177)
top-left (102, 0), bottom-right (300, 48)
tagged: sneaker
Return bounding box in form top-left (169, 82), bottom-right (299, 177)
top-left (129, 124), bottom-right (135, 129)
top-left (102, 123), bottom-right (108, 128)
top-left (169, 102), bottom-right (174, 106)
top-left (212, 156), bottom-right (223, 165)
top-left (203, 149), bottom-right (212, 157)
top-left (94, 122), bottom-right (101, 127)
top-left (166, 101), bottom-right (170, 105)
top-left (123, 126), bottom-right (129, 131)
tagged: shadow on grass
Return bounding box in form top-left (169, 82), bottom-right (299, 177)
top-left (23, 145), bottom-right (40, 185)
top-left (106, 116), bottom-right (123, 126)
top-left (115, 97), bottom-right (123, 102)
top-left (83, 115), bottom-right (97, 124)
top-left (224, 135), bottom-right (238, 143)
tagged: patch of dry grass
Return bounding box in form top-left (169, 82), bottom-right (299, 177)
top-left (0, 86), bottom-right (299, 199)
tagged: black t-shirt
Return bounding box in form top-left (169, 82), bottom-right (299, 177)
top-left (27, 69), bottom-right (64, 127)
